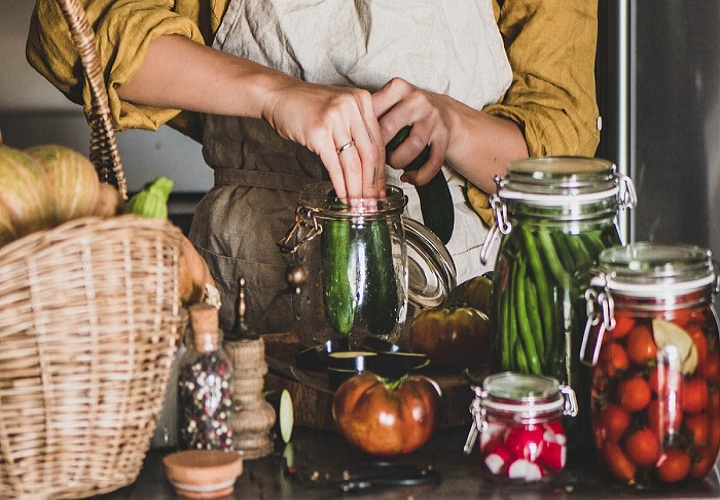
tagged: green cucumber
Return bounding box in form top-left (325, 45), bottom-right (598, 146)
top-left (386, 126), bottom-right (454, 244)
top-left (362, 218), bottom-right (399, 335)
top-left (321, 194), bottom-right (399, 336)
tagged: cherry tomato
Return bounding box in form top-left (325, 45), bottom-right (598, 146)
top-left (332, 372), bottom-right (441, 456)
top-left (689, 446), bottom-right (717, 479)
top-left (656, 449), bottom-right (691, 483)
top-left (626, 324), bottom-right (658, 366)
top-left (647, 399), bottom-right (682, 436)
top-left (684, 413), bottom-right (709, 446)
top-left (599, 404), bottom-right (630, 442)
top-left (658, 308), bottom-right (693, 328)
top-left (624, 428), bottom-right (660, 466)
top-left (648, 365), bottom-right (682, 395)
top-left (618, 376), bottom-right (652, 413)
top-left (601, 342), bottom-right (629, 377)
top-left (601, 442), bottom-right (636, 482)
top-left (611, 314), bottom-right (636, 339)
top-left (702, 350), bottom-right (720, 384)
top-left (687, 325), bottom-right (708, 373)
top-left (681, 378), bottom-right (709, 414)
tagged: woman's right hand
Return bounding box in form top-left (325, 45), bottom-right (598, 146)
top-left (261, 80), bottom-right (387, 201)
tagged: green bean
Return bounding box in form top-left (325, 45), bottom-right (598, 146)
top-left (495, 260), bottom-right (512, 370)
top-left (524, 279), bottom-right (546, 365)
top-left (518, 226), bottom-right (554, 353)
top-left (550, 229), bottom-right (575, 271)
top-left (536, 227), bottom-right (571, 289)
top-left (507, 256), bottom-right (522, 371)
top-left (514, 257), bottom-right (543, 374)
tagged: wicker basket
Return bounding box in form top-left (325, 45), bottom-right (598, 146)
top-left (0, 0), bottom-right (186, 498)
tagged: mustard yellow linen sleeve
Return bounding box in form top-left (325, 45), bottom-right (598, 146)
top-left (467, 0), bottom-right (601, 226)
top-left (487, 0), bottom-right (601, 157)
top-left (26, 0), bottom-right (227, 141)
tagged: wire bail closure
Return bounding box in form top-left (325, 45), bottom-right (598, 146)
top-left (277, 205), bottom-right (322, 254)
top-left (579, 276), bottom-right (616, 366)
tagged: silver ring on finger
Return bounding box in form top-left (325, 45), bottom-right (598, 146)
top-left (336, 140), bottom-right (355, 154)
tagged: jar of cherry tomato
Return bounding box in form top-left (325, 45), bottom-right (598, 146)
top-left (582, 243), bottom-right (720, 487)
top-left (463, 372), bottom-right (578, 483)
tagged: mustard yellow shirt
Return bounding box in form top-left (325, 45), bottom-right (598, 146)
top-left (27, 0), bottom-right (599, 157)
top-left (28, 1), bottom-right (600, 223)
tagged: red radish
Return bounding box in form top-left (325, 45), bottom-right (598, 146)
top-left (543, 422), bottom-right (567, 445)
top-left (484, 445), bottom-right (512, 475)
top-left (504, 425), bottom-right (545, 461)
top-left (508, 458), bottom-right (543, 481)
top-left (538, 440), bottom-right (566, 472)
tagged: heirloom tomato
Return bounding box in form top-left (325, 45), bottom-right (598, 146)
top-left (408, 305), bottom-right (490, 368)
top-left (332, 371), bottom-right (442, 456)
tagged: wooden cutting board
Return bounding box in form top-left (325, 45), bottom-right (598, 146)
top-left (262, 332), bottom-right (487, 432)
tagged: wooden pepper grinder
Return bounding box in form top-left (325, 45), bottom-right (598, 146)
top-left (224, 278), bottom-right (275, 459)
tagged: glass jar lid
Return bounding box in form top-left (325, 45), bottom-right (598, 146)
top-left (500, 157), bottom-right (616, 197)
top-left (404, 217), bottom-right (457, 308)
top-left (484, 372), bottom-right (561, 403)
top-left (481, 372), bottom-right (569, 415)
top-left (594, 242), bottom-right (717, 293)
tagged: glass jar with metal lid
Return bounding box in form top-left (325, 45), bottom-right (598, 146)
top-left (278, 182), bottom-right (456, 348)
top-left (581, 243), bottom-right (720, 487)
top-left (463, 372), bottom-right (578, 483)
top-left (480, 156), bottom-right (637, 454)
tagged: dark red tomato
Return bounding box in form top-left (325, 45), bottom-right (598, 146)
top-left (681, 378), bottom-right (709, 414)
top-left (332, 372), bottom-right (441, 456)
top-left (626, 325), bottom-right (658, 366)
top-left (617, 376), bottom-right (652, 413)
top-left (408, 305), bottom-right (490, 368)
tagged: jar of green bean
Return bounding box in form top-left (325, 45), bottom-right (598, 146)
top-left (480, 157), bottom-right (636, 454)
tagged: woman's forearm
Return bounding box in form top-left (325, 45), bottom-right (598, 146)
top-left (441, 94), bottom-right (528, 193)
top-left (117, 34), bottom-right (294, 119)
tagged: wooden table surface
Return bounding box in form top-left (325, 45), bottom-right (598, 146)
top-left (96, 426), bottom-right (720, 500)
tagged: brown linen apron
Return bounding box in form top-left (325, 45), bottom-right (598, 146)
top-left (190, 0), bottom-right (512, 334)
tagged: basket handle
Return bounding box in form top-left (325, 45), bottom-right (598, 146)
top-left (55, 0), bottom-right (128, 201)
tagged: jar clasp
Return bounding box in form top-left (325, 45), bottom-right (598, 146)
top-left (463, 386), bottom-right (488, 455)
top-left (277, 205), bottom-right (323, 254)
top-left (479, 195), bottom-right (512, 264)
top-left (580, 278), bottom-right (616, 366)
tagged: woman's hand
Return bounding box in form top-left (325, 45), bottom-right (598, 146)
top-left (117, 35), bottom-right (386, 201)
top-left (262, 81), bottom-right (386, 200)
top-left (372, 78), bottom-right (450, 187)
top-left (373, 77), bottom-right (529, 194)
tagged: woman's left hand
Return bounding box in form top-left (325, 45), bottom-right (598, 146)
top-left (372, 77), bottom-right (451, 187)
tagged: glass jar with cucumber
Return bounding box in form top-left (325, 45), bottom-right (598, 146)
top-left (481, 156), bottom-right (637, 454)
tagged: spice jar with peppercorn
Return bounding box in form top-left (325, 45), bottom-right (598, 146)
top-left (178, 303), bottom-right (234, 450)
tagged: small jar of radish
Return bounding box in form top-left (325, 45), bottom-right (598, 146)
top-left (464, 372), bottom-right (578, 483)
